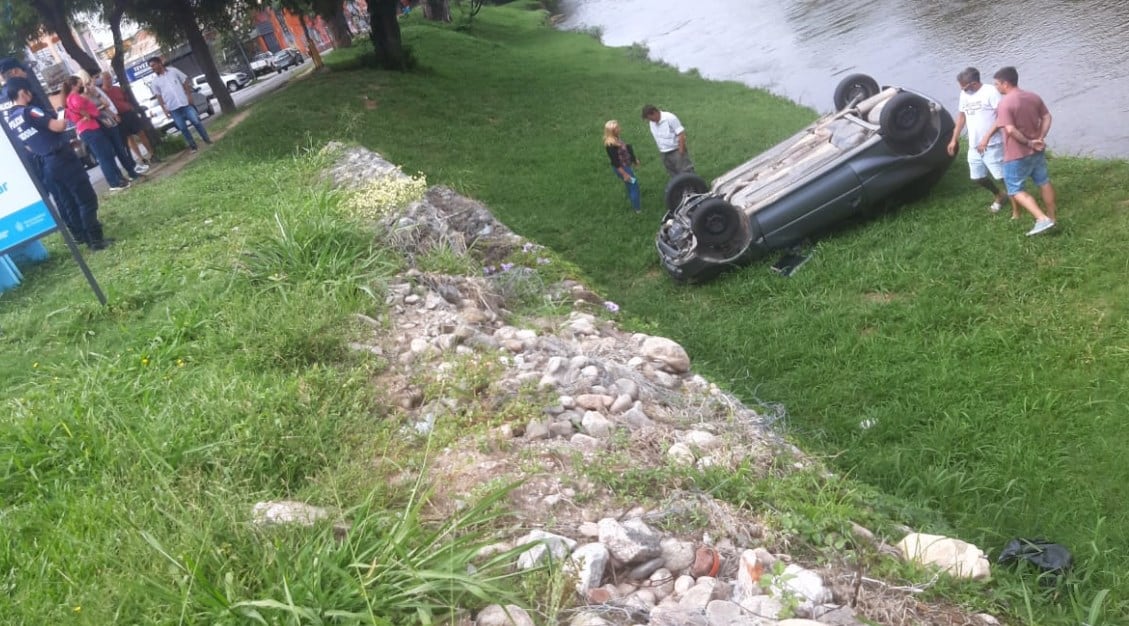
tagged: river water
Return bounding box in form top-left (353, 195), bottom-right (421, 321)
top-left (559, 0), bottom-right (1129, 159)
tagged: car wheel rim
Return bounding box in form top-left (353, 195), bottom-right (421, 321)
top-left (895, 105), bottom-right (923, 131)
top-left (704, 213), bottom-right (728, 235)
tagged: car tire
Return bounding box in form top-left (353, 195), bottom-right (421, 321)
top-left (880, 92), bottom-right (931, 146)
top-left (227, 81), bottom-right (237, 92)
top-left (664, 172), bottom-right (710, 212)
top-left (691, 197), bottom-right (742, 247)
top-left (833, 73), bottom-right (881, 110)
top-left (206, 103), bottom-right (215, 116)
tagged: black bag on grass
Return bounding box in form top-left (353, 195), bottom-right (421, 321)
top-left (998, 538), bottom-right (1073, 577)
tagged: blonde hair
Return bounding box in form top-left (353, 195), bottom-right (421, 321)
top-left (603, 120), bottom-right (621, 147)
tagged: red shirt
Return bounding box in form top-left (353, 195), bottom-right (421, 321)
top-left (102, 84), bottom-right (134, 113)
top-left (997, 88), bottom-right (1049, 162)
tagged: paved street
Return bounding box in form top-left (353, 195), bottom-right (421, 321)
top-left (86, 59), bottom-right (310, 192)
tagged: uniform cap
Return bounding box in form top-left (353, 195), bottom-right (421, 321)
top-left (3, 76), bottom-right (33, 102)
top-left (0, 57), bottom-right (22, 74)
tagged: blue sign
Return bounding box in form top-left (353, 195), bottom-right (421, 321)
top-left (0, 126), bottom-right (57, 255)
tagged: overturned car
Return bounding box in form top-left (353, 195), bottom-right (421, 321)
top-left (656, 73), bottom-right (956, 283)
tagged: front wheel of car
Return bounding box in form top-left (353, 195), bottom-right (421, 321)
top-left (691, 197), bottom-right (742, 247)
top-left (833, 73), bottom-right (880, 110)
top-left (664, 172), bottom-right (709, 212)
top-left (206, 103), bottom-right (215, 116)
top-left (227, 81), bottom-right (237, 92)
top-left (880, 92), bottom-right (931, 146)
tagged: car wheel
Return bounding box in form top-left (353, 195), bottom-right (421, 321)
top-left (691, 197), bottom-right (741, 247)
top-left (227, 81), bottom-right (237, 92)
top-left (206, 103), bottom-right (215, 116)
top-left (880, 92), bottom-right (931, 145)
top-left (664, 172), bottom-right (710, 212)
top-left (833, 73), bottom-right (881, 110)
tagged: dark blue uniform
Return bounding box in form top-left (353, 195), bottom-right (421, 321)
top-left (5, 103), bottom-right (103, 246)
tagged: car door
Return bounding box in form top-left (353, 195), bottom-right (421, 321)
top-left (752, 164), bottom-right (864, 250)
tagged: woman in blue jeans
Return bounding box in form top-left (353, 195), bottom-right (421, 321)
top-left (603, 120), bottom-right (641, 213)
top-left (62, 76), bottom-right (144, 190)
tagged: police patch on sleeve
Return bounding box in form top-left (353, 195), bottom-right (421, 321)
top-left (28, 106), bottom-right (46, 118)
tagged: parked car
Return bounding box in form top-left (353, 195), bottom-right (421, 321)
top-left (249, 52), bottom-right (275, 76)
top-left (191, 71), bottom-right (252, 98)
top-left (271, 48), bottom-right (303, 72)
top-left (655, 73), bottom-right (956, 283)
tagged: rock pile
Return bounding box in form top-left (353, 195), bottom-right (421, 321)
top-left (254, 145), bottom-right (1001, 626)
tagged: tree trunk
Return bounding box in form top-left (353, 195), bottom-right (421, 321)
top-left (174, 0), bottom-right (236, 115)
top-left (299, 15), bottom-right (324, 71)
top-left (422, 0), bottom-right (451, 22)
top-left (368, 0), bottom-right (406, 70)
top-left (327, 10), bottom-right (353, 48)
top-left (30, 0), bottom-right (101, 75)
top-left (108, 5), bottom-right (160, 148)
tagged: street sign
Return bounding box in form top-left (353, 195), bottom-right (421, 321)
top-left (0, 126), bottom-right (57, 255)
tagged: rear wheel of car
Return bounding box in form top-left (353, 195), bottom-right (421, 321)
top-left (833, 73), bottom-right (880, 110)
top-left (227, 81), bottom-right (237, 92)
top-left (880, 92), bottom-right (930, 145)
top-left (664, 173), bottom-right (709, 212)
top-left (206, 103), bottom-right (215, 116)
top-left (691, 197), bottom-right (741, 247)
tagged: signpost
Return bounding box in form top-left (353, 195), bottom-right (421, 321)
top-left (0, 116), bottom-right (106, 304)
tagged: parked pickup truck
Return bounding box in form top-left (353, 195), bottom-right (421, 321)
top-left (249, 52), bottom-right (275, 76)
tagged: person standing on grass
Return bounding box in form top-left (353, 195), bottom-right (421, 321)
top-left (147, 56), bottom-right (212, 153)
top-left (642, 104), bottom-right (695, 177)
top-left (62, 75), bottom-right (145, 192)
top-left (946, 67), bottom-right (1013, 216)
top-left (97, 71), bottom-right (158, 166)
top-left (604, 120), bottom-right (642, 213)
top-left (993, 66), bottom-right (1056, 237)
top-left (4, 77), bottom-right (112, 250)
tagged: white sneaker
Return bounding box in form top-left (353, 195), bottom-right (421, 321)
top-left (1026, 218), bottom-right (1055, 236)
top-left (134, 163), bottom-right (150, 175)
top-left (989, 201), bottom-right (1002, 213)
top-left (108, 183), bottom-right (131, 192)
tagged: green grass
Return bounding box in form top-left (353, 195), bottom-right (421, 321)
top-left (4, 3), bottom-right (1129, 623)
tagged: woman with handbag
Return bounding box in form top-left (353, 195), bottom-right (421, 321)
top-left (62, 75), bottom-right (145, 191)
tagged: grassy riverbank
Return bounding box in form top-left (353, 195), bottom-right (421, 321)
top-left (1, 2), bottom-right (1126, 623)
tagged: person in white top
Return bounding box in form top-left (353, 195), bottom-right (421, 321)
top-left (642, 104), bottom-right (695, 177)
top-left (946, 67), bottom-right (1011, 215)
top-left (147, 56), bottom-right (212, 152)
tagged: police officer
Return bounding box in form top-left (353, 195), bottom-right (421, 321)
top-left (4, 76), bottom-right (111, 250)
top-left (0, 57), bottom-right (81, 237)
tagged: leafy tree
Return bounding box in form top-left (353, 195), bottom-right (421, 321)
top-left (19, 0), bottom-right (102, 74)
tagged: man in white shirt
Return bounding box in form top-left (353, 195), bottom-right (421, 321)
top-left (946, 67), bottom-right (1011, 215)
top-left (642, 104), bottom-right (695, 177)
top-left (147, 56), bottom-right (212, 152)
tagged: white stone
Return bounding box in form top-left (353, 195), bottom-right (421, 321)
top-left (597, 518), bottom-right (662, 564)
top-left (567, 614), bottom-right (613, 626)
top-left (568, 543), bottom-right (609, 595)
top-left (515, 530), bottom-right (577, 570)
top-left (570, 433), bottom-right (601, 451)
top-left (640, 336), bottom-right (691, 373)
top-left (582, 411), bottom-right (613, 438)
top-left (576, 394), bottom-right (611, 410)
top-left (614, 377), bottom-right (640, 400)
top-left (475, 604), bottom-right (534, 626)
top-left (897, 533), bottom-right (991, 580)
top-left (659, 538), bottom-right (695, 574)
top-left (648, 569), bottom-right (676, 601)
top-left (777, 621), bottom-right (825, 626)
top-left (648, 606), bottom-right (709, 626)
top-left (667, 442), bottom-right (696, 466)
top-left (769, 564), bottom-right (832, 612)
top-left (737, 595), bottom-right (783, 620)
top-left (251, 501), bottom-right (328, 526)
top-left (684, 429), bottom-right (721, 450)
top-left (673, 574), bottom-right (696, 595)
top-left (706, 600), bottom-right (763, 625)
top-left (609, 394), bottom-right (634, 414)
top-left (678, 577), bottom-right (721, 611)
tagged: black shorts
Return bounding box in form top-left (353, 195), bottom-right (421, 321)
top-left (117, 109), bottom-right (146, 135)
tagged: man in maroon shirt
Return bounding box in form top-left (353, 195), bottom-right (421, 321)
top-left (993, 66), bottom-right (1056, 236)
